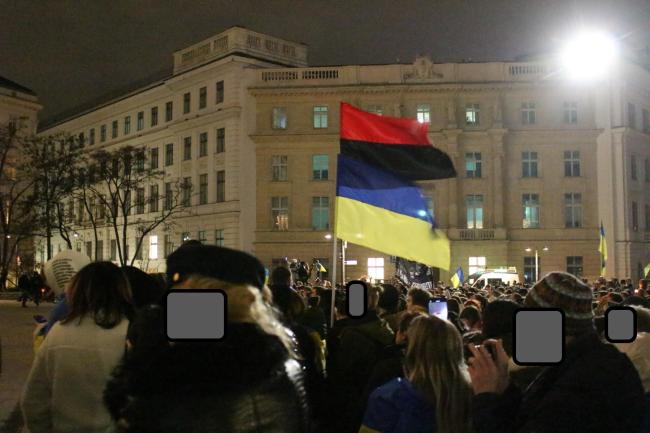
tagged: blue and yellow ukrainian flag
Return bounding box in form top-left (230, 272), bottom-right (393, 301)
top-left (335, 158), bottom-right (451, 269)
top-left (450, 266), bottom-right (464, 288)
top-left (598, 221), bottom-right (607, 276)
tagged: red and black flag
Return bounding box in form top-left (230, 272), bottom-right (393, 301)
top-left (339, 102), bottom-right (457, 180)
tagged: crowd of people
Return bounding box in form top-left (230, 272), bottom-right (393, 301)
top-left (13, 241), bottom-right (650, 433)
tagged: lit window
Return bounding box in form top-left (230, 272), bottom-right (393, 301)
top-left (149, 235), bottom-right (158, 260)
top-left (469, 256), bottom-right (486, 275)
top-left (272, 107), bottom-right (287, 129)
top-left (313, 106), bottom-right (328, 128)
top-left (416, 104), bottom-right (431, 124)
top-left (466, 195), bottom-right (484, 229)
top-left (465, 103), bottom-right (480, 126)
top-left (368, 257), bottom-right (385, 281)
top-left (522, 193), bottom-right (540, 228)
top-left (272, 196), bottom-right (289, 230)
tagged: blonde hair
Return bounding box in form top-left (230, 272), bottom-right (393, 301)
top-left (174, 275), bottom-right (293, 353)
top-left (404, 315), bottom-right (472, 433)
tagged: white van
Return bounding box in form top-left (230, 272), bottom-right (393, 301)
top-left (467, 268), bottom-right (520, 289)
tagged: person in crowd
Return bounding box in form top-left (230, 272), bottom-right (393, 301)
top-left (299, 295), bottom-right (327, 340)
top-left (268, 265), bottom-right (295, 319)
top-left (406, 288), bottom-right (431, 314)
top-left (17, 270), bottom-right (31, 307)
top-left (21, 262), bottom-right (133, 433)
top-left (363, 311), bottom-right (425, 402)
top-left (103, 244), bottom-right (309, 433)
top-left (360, 315), bottom-right (473, 433)
top-left (121, 266), bottom-right (164, 309)
top-left (328, 285), bottom-right (394, 433)
top-left (468, 271), bottom-right (645, 433)
top-left (29, 270), bottom-right (43, 306)
top-left (377, 284), bottom-right (402, 333)
top-left (297, 260), bottom-right (310, 284)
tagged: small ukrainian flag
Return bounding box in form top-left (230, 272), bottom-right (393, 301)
top-left (598, 221), bottom-right (607, 276)
top-left (450, 266), bottom-right (464, 289)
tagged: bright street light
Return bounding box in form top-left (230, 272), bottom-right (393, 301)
top-left (524, 246), bottom-right (550, 282)
top-left (560, 29), bottom-right (618, 82)
top-left (324, 234), bottom-right (332, 240)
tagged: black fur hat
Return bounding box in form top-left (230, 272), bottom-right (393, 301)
top-left (166, 244), bottom-right (266, 290)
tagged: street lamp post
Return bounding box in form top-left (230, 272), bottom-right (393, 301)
top-left (525, 246), bottom-right (549, 282)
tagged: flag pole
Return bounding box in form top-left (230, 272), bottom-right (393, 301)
top-left (330, 236), bottom-right (338, 327)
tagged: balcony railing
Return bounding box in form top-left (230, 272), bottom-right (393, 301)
top-left (459, 229), bottom-right (495, 240)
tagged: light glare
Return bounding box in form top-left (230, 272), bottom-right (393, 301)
top-left (560, 30), bottom-right (617, 82)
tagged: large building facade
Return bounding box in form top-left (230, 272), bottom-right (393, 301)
top-left (40, 27), bottom-right (650, 282)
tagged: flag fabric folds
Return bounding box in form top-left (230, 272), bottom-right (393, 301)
top-left (335, 103), bottom-right (456, 270)
top-left (450, 266), bottom-right (464, 288)
top-left (340, 103), bottom-right (457, 181)
top-left (598, 222), bottom-right (607, 276)
top-left (644, 263), bottom-right (650, 279)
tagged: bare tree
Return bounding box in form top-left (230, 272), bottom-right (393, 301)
top-left (82, 145), bottom-right (188, 266)
top-left (22, 133), bottom-right (82, 259)
top-left (0, 122), bottom-right (40, 289)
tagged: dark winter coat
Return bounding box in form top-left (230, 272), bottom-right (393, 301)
top-left (472, 333), bottom-right (645, 433)
top-left (104, 306), bottom-right (309, 433)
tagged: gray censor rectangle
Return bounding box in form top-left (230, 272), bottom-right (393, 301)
top-left (166, 291), bottom-right (226, 340)
top-left (606, 308), bottom-right (636, 343)
top-left (514, 309), bottom-right (564, 365)
top-left (347, 283), bottom-right (366, 317)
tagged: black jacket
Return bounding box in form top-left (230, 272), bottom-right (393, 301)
top-left (472, 333), bottom-right (645, 433)
top-left (104, 306), bottom-right (309, 433)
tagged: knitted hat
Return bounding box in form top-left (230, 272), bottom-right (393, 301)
top-left (525, 272), bottom-right (595, 335)
top-left (166, 244), bottom-right (266, 291)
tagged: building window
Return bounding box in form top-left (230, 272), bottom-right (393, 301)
top-left (643, 109), bottom-right (650, 134)
top-left (164, 182), bottom-right (173, 210)
top-left (112, 120), bottom-right (118, 138)
top-left (465, 103), bottom-right (480, 126)
top-left (563, 101), bottom-right (578, 124)
top-left (216, 80), bottom-right (224, 104)
top-left (631, 155), bottom-right (637, 180)
top-left (313, 106), bottom-right (328, 128)
top-left (89, 128), bottom-right (95, 145)
top-left (566, 256), bottom-right (583, 277)
top-left (149, 235), bottom-right (158, 260)
top-left (521, 102), bottom-right (536, 124)
top-left (164, 235), bottom-right (173, 258)
top-left (199, 132), bottom-right (208, 157)
top-left (312, 196), bottom-right (329, 230)
top-left (216, 128), bottom-right (225, 153)
top-left (469, 256), bottom-right (486, 275)
top-left (416, 104), bottom-right (431, 124)
top-left (151, 147), bottom-right (159, 169)
top-left (181, 177), bottom-right (192, 207)
top-left (136, 188), bottom-right (145, 214)
top-left (465, 152), bottom-right (482, 178)
top-left (312, 155), bottom-right (329, 180)
top-left (368, 257), bottom-right (385, 281)
top-left (522, 193), bottom-right (540, 228)
top-left (85, 241), bottom-right (92, 260)
top-left (151, 106), bottom-right (158, 127)
top-left (183, 92), bottom-right (191, 114)
top-left (199, 173), bottom-right (208, 205)
top-left (198, 230), bottom-right (207, 244)
top-left (149, 184), bottom-right (159, 213)
top-left (136, 150), bottom-right (145, 173)
top-left (181, 232), bottom-right (191, 243)
top-left (216, 170), bottom-right (225, 203)
top-left (632, 201), bottom-right (638, 231)
top-left (124, 116), bottom-right (131, 134)
top-left (564, 151), bottom-right (580, 177)
top-left (100, 125), bottom-right (106, 142)
top-left (165, 101), bottom-right (173, 122)
top-left (137, 111), bottom-right (144, 131)
top-left (522, 151), bottom-right (538, 178)
top-left (183, 136), bottom-right (192, 160)
top-left (466, 195), bottom-right (484, 229)
top-left (628, 102), bottom-right (637, 129)
top-left (272, 155), bottom-right (288, 181)
top-left (110, 240), bottom-right (117, 261)
top-left (645, 159), bottom-right (650, 182)
top-left (271, 196), bottom-right (289, 230)
top-left (215, 229), bottom-right (225, 246)
top-left (523, 256), bottom-right (541, 283)
top-left (645, 204), bottom-right (650, 231)
top-left (272, 107), bottom-right (287, 129)
top-left (367, 105), bottom-right (383, 115)
top-left (78, 132), bottom-right (85, 148)
top-left (96, 240), bottom-right (103, 261)
top-left (165, 143), bottom-right (174, 166)
top-left (564, 193), bottom-right (582, 228)
top-left (199, 86), bottom-right (207, 109)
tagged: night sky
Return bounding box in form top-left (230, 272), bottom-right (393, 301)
top-left (1, 0), bottom-right (648, 122)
